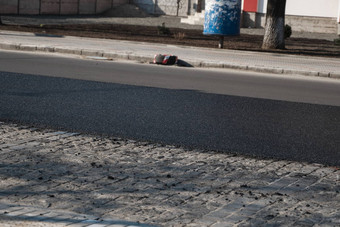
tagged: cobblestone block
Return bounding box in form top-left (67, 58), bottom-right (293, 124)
top-left (0, 122), bottom-right (339, 226)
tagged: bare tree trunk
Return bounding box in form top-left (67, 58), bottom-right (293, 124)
top-left (197, 0), bottom-right (202, 13)
top-left (262, 0), bottom-right (286, 49)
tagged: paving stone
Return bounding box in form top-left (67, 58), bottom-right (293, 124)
top-left (0, 122), bottom-right (339, 226)
top-left (105, 225), bottom-right (126, 227)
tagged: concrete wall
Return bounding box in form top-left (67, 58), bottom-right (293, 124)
top-left (0, 0), bottom-right (129, 14)
top-left (285, 15), bottom-right (338, 34)
top-left (0, 0), bottom-right (19, 14)
top-left (254, 0), bottom-right (339, 17)
top-left (41, 0), bottom-right (60, 14)
top-left (243, 12), bottom-right (338, 34)
top-left (60, 0), bottom-right (78, 14)
top-left (19, 0), bottom-right (40, 14)
top-left (131, 0), bottom-right (189, 16)
top-left (286, 0), bottom-right (339, 18)
top-left (97, 0), bottom-right (112, 13)
top-left (242, 0), bottom-right (340, 34)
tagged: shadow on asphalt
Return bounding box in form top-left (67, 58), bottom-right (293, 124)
top-left (0, 71), bottom-right (339, 166)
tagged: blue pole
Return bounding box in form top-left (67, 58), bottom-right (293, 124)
top-left (203, 0), bottom-right (242, 36)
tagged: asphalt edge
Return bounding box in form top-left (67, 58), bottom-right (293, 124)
top-left (1, 42), bottom-right (339, 79)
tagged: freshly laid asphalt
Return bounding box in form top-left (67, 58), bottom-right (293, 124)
top-left (0, 51), bottom-right (340, 166)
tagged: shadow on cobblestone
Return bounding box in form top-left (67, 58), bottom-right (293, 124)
top-left (0, 205), bottom-right (156, 227)
top-left (0, 122), bottom-right (340, 226)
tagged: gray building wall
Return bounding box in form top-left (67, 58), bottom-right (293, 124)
top-left (242, 12), bottom-right (339, 34)
top-left (0, 0), bottom-right (129, 14)
top-left (131, 0), bottom-right (190, 16)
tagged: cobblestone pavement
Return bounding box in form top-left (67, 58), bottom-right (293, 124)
top-left (0, 203), bottom-right (151, 227)
top-left (0, 122), bottom-right (339, 226)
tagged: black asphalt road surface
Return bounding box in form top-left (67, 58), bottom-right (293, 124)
top-left (1, 51), bottom-right (339, 166)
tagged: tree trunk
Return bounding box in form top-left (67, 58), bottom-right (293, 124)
top-left (262, 0), bottom-right (286, 49)
top-left (197, 0), bottom-right (202, 13)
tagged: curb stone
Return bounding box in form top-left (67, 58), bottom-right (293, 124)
top-left (330, 72), bottom-right (340, 79)
top-left (0, 42), bottom-right (337, 79)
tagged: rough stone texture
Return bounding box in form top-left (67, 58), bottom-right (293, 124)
top-left (131, 0), bottom-right (189, 16)
top-left (18, 0), bottom-right (40, 15)
top-left (96, 0), bottom-right (111, 14)
top-left (0, 122), bottom-right (339, 226)
top-left (60, 0), bottom-right (78, 15)
top-left (79, 0), bottom-right (96, 14)
top-left (0, 0), bottom-right (127, 15)
top-left (41, 0), bottom-right (60, 14)
top-left (0, 0), bottom-right (18, 14)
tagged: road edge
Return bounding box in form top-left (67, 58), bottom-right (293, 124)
top-left (0, 42), bottom-right (339, 79)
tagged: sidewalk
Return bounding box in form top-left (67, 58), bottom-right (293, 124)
top-left (0, 29), bottom-right (339, 78)
top-left (0, 122), bottom-right (339, 226)
top-left (2, 15), bottom-right (339, 41)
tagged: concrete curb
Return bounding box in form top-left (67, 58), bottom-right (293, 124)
top-left (1, 42), bottom-right (339, 79)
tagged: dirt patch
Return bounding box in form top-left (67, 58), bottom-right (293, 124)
top-left (1, 23), bottom-right (339, 58)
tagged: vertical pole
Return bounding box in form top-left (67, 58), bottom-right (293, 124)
top-left (218, 36), bottom-right (224, 48)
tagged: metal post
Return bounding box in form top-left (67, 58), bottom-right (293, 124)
top-left (218, 36), bottom-right (224, 49)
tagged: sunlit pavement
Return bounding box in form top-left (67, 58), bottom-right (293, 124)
top-left (1, 122), bottom-right (339, 226)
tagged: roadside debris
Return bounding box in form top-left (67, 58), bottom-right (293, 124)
top-left (151, 54), bottom-right (193, 67)
top-left (153, 54), bottom-right (178, 65)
